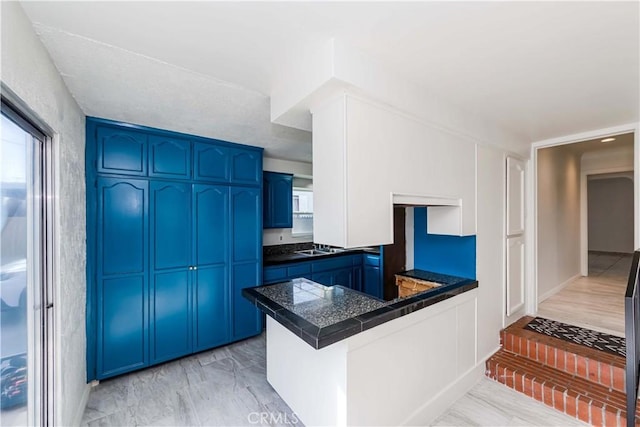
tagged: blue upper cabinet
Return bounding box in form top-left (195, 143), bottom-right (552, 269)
top-left (194, 143), bottom-right (230, 182)
top-left (149, 136), bottom-right (191, 179)
top-left (97, 127), bottom-right (147, 176)
top-left (263, 172), bottom-right (293, 228)
top-left (231, 149), bottom-right (261, 185)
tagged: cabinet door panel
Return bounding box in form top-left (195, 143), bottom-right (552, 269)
top-left (194, 265), bottom-right (228, 350)
top-left (264, 172), bottom-right (293, 228)
top-left (363, 265), bottom-right (382, 298)
top-left (231, 149), bottom-right (261, 185)
top-left (99, 276), bottom-right (147, 377)
top-left (194, 185), bottom-right (228, 266)
top-left (232, 263), bottom-right (262, 340)
top-left (149, 136), bottom-right (191, 179)
top-left (333, 267), bottom-right (354, 289)
top-left (231, 187), bottom-right (260, 263)
top-left (506, 236), bottom-right (525, 316)
top-left (506, 156), bottom-right (525, 236)
top-left (97, 127), bottom-right (147, 175)
top-left (311, 271), bottom-right (333, 286)
top-left (99, 178), bottom-right (147, 276)
top-left (151, 270), bottom-right (191, 363)
top-left (151, 182), bottom-right (191, 270)
top-left (194, 143), bottom-right (230, 182)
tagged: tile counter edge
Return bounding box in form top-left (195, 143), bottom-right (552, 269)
top-left (242, 277), bottom-right (478, 349)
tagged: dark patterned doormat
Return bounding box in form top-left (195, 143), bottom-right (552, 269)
top-left (524, 317), bottom-right (625, 358)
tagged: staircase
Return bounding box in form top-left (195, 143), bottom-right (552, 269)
top-left (486, 316), bottom-right (639, 426)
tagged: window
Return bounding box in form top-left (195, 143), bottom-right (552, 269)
top-left (1, 99), bottom-right (54, 426)
top-left (292, 188), bottom-right (313, 236)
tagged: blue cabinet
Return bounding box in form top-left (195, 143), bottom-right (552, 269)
top-left (263, 253), bottom-right (383, 298)
top-left (96, 177), bottom-right (149, 378)
top-left (149, 136), bottom-right (191, 179)
top-left (362, 254), bottom-right (383, 299)
top-left (87, 118), bottom-right (262, 381)
top-left (231, 187), bottom-right (263, 340)
top-left (263, 172), bottom-right (293, 228)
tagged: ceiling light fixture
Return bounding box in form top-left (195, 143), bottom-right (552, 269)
top-left (601, 137), bottom-right (616, 143)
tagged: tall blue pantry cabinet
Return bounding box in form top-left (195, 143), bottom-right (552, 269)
top-left (85, 118), bottom-right (263, 381)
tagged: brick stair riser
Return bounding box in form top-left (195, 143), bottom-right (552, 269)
top-left (486, 357), bottom-right (632, 427)
top-left (501, 330), bottom-right (626, 393)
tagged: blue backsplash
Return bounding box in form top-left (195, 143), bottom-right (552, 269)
top-left (413, 207), bottom-right (476, 279)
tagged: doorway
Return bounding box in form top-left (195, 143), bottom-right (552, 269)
top-left (0, 100), bottom-right (54, 426)
top-left (532, 127), bottom-right (638, 336)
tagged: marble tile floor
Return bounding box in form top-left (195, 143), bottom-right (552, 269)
top-left (81, 334), bottom-right (297, 427)
top-left (83, 333), bottom-right (586, 427)
top-left (538, 252), bottom-right (633, 337)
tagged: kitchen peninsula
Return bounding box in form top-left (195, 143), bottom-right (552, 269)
top-left (243, 272), bottom-right (478, 426)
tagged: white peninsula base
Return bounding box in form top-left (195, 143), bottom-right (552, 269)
top-left (266, 288), bottom-right (482, 426)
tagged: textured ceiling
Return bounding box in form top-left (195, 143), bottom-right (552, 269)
top-left (19, 1), bottom-right (639, 162)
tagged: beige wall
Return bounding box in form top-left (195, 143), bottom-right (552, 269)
top-left (1, 2), bottom-right (89, 425)
top-left (537, 145), bottom-right (581, 300)
top-left (588, 177), bottom-right (634, 253)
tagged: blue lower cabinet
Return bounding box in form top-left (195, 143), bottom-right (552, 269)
top-left (193, 265), bottom-right (228, 351)
top-left (231, 187), bottom-right (263, 340)
top-left (311, 271), bottom-right (334, 286)
top-left (151, 270), bottom-right (191, 364)
top-left (333, 267), bottom-right (354, 289)
top-left (363, 265), bottom-right (383, 299)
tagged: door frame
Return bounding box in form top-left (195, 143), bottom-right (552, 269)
top-left (1, 92), bottom-right (56, 426)
top-left (580, 167), bottom-right (634, 276)
top-left (529, 122), bottom-right (639, 314)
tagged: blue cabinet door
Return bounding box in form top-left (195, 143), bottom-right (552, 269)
top-left (150, 181), bottom-right (192, 363)
top-left (96, 178), bottom-right (148, 378)
top-left (230, 187), bottom-right (262, 340)
top-left (311, 271), bottom-right (334, 286)
top-left (97, 127), bottom-right (147, 176)
top-left (193, 185), bottom-right (229, 350)
top-left (333, 267), bottom-right (354, 289)
top-left (149, 136), bottom-right (191, 179)
top-left (363, 265), bottom-right (382, 299)
top-left (194, 143), bottom-right (230, 182)
top-left (263, 172), bottom-right (293, 228)
top-left (231, 149), bottom-right (261, 185)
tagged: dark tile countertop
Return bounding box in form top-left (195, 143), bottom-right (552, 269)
top-left (264, 247), bottom-right (380, 266)
top-left (243, 271), bottom-right (478, 349)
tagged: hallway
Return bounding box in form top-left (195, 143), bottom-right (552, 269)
top-left (537, 252), bottom-right (633, 337)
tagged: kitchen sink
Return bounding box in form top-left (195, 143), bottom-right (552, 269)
top-left (294, 249), bottom-right (327, 256)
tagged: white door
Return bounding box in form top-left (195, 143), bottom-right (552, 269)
top-left (506, 156), bottom-right (526, 317)
top-left (506, 157), bottom-right (525, 236)
top-left (506, 236), bottom-right (525, 315)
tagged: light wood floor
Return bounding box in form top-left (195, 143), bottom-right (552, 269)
top-left (432, 377), bottom-right (586, 426)
top-left (537, 253), bottom-right (633, 337)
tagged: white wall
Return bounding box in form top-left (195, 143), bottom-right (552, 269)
top-left (263, 157), bottom-right (314, 246)
top-left (476, 145), bottom-right (505, 359)
top-left (537, 145), bottom-right (581, 301)
top-left (588, 177), bottom-right (634, 253)
top-left (581, 145), bottom-right (634, 173)
top-left (1, 2), bottom-right (88, 425)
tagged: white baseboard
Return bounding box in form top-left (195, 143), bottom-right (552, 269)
top-left (402, 363), bottom-right (485, 425)
top-left (72, 383), bottom-right (91, 426)
top-left (538, 273), bottom-right (581, 304)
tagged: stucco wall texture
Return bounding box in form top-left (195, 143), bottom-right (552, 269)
top-left (1, 2), bottom-right (89, 425)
